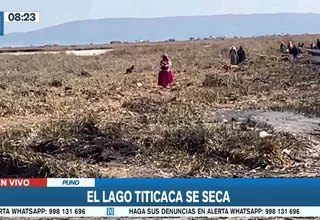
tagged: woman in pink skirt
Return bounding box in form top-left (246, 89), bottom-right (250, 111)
top-left (158, 54), bottom-right (174, 88)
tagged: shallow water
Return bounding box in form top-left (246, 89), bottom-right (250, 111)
top-left (0, 49), bottom-right (114, 56)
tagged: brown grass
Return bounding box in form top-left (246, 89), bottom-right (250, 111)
top-left (0, 34), bottom-right (320, 178)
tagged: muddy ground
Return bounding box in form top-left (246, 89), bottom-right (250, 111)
top-left (209, 109), bottom-right (320, 137)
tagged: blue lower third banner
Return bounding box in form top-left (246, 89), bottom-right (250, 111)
top-left (0, 11), bottom-right (3, 36)
top-left (0, 178), bottom-right (320, 217)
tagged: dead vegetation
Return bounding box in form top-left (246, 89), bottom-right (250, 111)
top-left (0, 34), bottom-right (320, 178)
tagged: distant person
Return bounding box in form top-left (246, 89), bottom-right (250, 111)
top-left (237, 46), bottom-right (246, 64)
top-left (280, 42), bottom-right (287, 53)
top-left (158, 54), bottom-right (174, 88)
top-left (292, 45), bottom-right (299, 60)
top-left (310, 42), bottom-right (316, 49)
top-left (297, 45), bottom-right (303, 54)
top-left (287, 41), bottom-right (293, 54)
top-left (229, 46), bottom-right (237, 65)
top-left (317, 39), bottom-right (320, 49)
top-left (310, 42), bottom-right (314, 49)
top-left (297, 43), bottom-right (304, 53)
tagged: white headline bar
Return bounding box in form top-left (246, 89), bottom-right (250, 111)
top-left (47, 178), bottom-right (95, 187)
top-left (0, 206), bottom-right (318, 217)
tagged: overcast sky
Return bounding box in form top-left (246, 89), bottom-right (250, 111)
top-left (2, 0), bottom-right (319, 33)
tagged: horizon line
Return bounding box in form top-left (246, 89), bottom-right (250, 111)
top-left (5, 12), bottom-right (320, 35)
top-left (86, 12), bottom-right (320, 20)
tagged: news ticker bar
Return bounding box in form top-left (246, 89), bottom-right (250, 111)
top-left (0, 206), bottom-right (317, 217)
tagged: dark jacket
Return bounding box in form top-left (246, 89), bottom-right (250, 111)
top-left (317, 41), bottom-right (320, 49)
top-left (237, 48), bottom-right (246, 64)
top-left (292, 46), bottom-right (299, 57)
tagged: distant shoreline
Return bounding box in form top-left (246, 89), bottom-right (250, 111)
top-left (1, 33), bottom-right (319, 54)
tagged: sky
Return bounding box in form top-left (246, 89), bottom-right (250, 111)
top-left (2, 0), bottom-right (320, 34)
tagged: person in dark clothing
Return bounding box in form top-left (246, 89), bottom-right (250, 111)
top-left (292, 45), bottom-right (299, 60)
top-left (237, 46), bottom-right (246, 64)
top-left (280, 42), bottom-right (287, 53)
top-left (298, 43), bottom-right (304, 48)
top-left (229, 46), bottom-right (237, 65)
top-left (317, 39), bottom-right (320, 49)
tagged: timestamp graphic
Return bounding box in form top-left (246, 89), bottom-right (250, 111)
top-left (4, 12), bottom-right (40, 23)
top-left (0, 11), bottom-right (39, 36)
